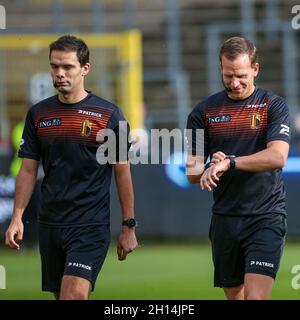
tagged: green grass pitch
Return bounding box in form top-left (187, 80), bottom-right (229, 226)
top-left (0, 242), bottom-right (299, 300)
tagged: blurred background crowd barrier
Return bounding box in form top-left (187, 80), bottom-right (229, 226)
top-left (0, 0), bottom-right (299, 244)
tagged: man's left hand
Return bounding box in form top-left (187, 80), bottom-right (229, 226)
top-left (117, 228), bottom-right (138, 261)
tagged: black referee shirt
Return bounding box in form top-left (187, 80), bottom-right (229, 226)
top-left (187, 87), bottom-right (290, 216)
top-left (19, 92), bottom-right (129, 226)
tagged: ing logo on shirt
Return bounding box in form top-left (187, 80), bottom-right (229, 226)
top-left (81, 119), bottom-right (93, 137)
top-left (39, 118), bottom-right (61, 128)
top-left (250, 113), bottom-right (261, 129)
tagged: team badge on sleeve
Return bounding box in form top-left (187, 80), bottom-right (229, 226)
top-left (81, 120), bottom-right (92, 137)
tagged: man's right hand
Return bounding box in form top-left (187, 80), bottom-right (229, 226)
top-left (5, 218), bottom-right (24, 250)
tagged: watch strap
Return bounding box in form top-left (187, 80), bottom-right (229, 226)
top-left (226, 155), bottom-right (236, 170)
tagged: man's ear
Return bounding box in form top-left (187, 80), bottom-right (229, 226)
top-left (81, 63), bottom-right (90, 76)
top-left (253, 62), bottom-right (259, 77)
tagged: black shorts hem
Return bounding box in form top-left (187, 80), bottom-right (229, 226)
top-left (41, 272), bottom-right (95, 293)
top-left (245, 269), bottom-right (276, 280)
top-left (42, 286), bottom-right (60, 293)
top-left (214, 280), bottom-right (244, 288)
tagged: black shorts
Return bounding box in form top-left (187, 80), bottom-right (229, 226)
top-left (38, 224), bottom-right (110, 292)
top-left (209, 213), bottom-right (287, 288)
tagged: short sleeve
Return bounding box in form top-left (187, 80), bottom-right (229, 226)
top-left (186, 107), bottom-right (209, 157)
top-left (109, 107), bottom-right (131, 162)
top-left (266, 97), bottom-right (290, 144)
top-left (18, 109), bottom-right (41, 161)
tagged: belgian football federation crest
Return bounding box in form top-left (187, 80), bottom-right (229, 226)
top-left (81, 120), bottom-right (92, 137)
top-left (250, 113), bottom-right (261, 129)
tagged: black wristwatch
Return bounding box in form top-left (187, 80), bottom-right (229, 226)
top-left (122, 218), bottom-right (137, 228)
top-left (226, 155), bottom-right (236, 170)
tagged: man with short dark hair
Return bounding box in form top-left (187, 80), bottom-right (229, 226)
top-left (186, 36), bottom-right (290, 300)
top-left (5, 35), bottom-right (138, 300)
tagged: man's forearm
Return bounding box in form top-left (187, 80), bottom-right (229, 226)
top-left (235, 147), bottom-right (286, 172)
top-left (186, 155), bottom-right (206, 184)
top-left (114, 163), bottom-right (134, 219)
top-left (12, 169), bottom-right (37, 221)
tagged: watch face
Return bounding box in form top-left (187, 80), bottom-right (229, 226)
top-left (127, 219), bottom-right (136, 227)
top-left (123, 218), bottom-right (136, 228)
